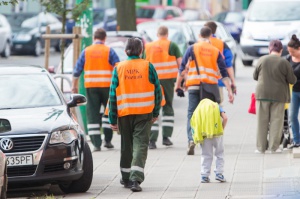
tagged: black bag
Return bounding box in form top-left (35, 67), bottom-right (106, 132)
top-left (192, 50), bottom-right (221, 104)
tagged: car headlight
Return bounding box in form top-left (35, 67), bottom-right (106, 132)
top-left (50, 129), bottom-right (78, 144)
top-left (241, 31), bottom-right (253, 39)
top-left (15, 34), bottom-right (32, 41)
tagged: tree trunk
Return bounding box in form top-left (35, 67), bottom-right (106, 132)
top-left (115, 0), bottom-right (136, 31)
top-left (60, 0), bottom-right (67, 91)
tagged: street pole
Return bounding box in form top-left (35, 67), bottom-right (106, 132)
top-left (167, 0), bottom-right (172, 6)
top-left (75, 0), bottom-right (93, 135)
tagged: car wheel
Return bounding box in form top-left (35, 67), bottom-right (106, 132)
top-left (242, 60), bottom-right (253, 67)
top-left (33, 40), bottom-right (42, 57)
top-left (1, 41), bottom-right (10, 58)
top-left (0, 166), bottom-right (7, 199)
top-left (59, 143), bottom-right (93, 193)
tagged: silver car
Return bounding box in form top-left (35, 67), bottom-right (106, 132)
top-left (0, 14), bottom-right (12, 58)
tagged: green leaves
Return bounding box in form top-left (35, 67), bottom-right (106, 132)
top-left (0, 0), bottom-right (23, 6)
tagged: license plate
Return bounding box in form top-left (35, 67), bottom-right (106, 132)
top-left (258, 47), bottom-right (269, 54)
top-left (15, 44), bottom-right (22, 49)
top-left (7, 155), bottom-right (33, 166)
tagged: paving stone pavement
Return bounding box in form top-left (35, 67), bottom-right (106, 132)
top-left (59, 60), bottom-right (300, 199)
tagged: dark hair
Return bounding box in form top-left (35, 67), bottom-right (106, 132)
top-left (200, 26), bottom-right (212, 38)
top-left (204, 21), bottom-right (217, 34)
top-left (269, 40), bottom-right (283, 53)
top-left (288, 34), bottom-right (300, 49)
top-left (94, 28), bottom-right (106, 40)
top-left (125, 37), bottom-right (143, 56)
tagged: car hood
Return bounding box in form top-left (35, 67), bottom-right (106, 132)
top-left (244, 20), bottom-right (300, 40)
top-left (0, 106), bottom-right (72, 135)
top-left (12, 27), bottom-right (38, 36)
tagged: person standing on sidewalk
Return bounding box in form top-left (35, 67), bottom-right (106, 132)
top-left (253, 40), bottom-right (296, 153)
top-left (109, 38), bottom-right (162, 192)
top-left (72, 28), bottom-right (120, 152)
top-left (287, 35), bottom-right (300, 149)
top-left (144, 26), bottom-right (182, 149)
top-left (204, 21), bottom-right (237, 103)
top-left (175, 26), bottom-right (234, 155)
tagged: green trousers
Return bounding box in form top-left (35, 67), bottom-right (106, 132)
top-left (118, 113), bottom-right (152, 183)
top-left (86, 87), bottom-right (113, 148)
top-left (150, 78), bottom-right (175, 142)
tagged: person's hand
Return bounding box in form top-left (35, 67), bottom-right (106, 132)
top-left (110, 124), bottom-right (118, 131)
top-left (228, 91), bottom-right (234, 104)
top-left (231, 84), bottom-right (237, 95)
top-left (176, 88), bottom-right (185, 97)
top-left (151, 117), bottom-right (158, 123)
top-left (72, 86), bottom-right (78, 93)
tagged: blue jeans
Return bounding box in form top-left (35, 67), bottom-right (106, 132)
top-left (289, 91), bottom-right (300, 144)
top-left (187, 90), bottom-right (201, 142)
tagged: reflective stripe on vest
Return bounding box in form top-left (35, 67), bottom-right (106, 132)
top-left (186, 42), bottom-right (219, 87)
top-left (83, 44), bottom-right (113, 88)
top-left (145, 39), bottom-right (178, 79)
top-left (116, 59), bottom-right (155, 117)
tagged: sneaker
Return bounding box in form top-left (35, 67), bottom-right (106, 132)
top-left (93, 147), bottom-right (101, 152)
top-left (254, 149), bottom-right (264, 154)
top-left (288, 143), bottom-right (300, 149)
top-left (215, 174), bottom-right (226, 182)
top-left (149, 141), bottom-right (157, 149)
top-left (163, 137), bottom-right (173, 146)
top-left (187, 141), bottom-right (195, 155)
top-left (201, 176), bottom-right (210, 183)
top-left (271, 148), bottom-right (282, 154)
top-left (104, 142), bottom-right (114, 149)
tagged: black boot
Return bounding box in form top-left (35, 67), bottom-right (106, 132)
top-left (131, 181), bottom-right (142, 192)
top-left (163, 137), bottom-right (173, 146)
top-left (104, 141), bottom-right (114, 148)
top-left (149, 141), bottom-right (157, 149)
top-left (120, 179), bottom-right (131, 188)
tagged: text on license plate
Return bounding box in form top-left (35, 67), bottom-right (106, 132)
top-left (7, 155), bottom-right (33, 166)
top-left (258, 47), bottom-right (269, 54)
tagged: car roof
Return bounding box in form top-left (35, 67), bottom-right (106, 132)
top-left (0, 65), bottom-right (48, 75)
top-left (188, 20), bottom-right (223, 26)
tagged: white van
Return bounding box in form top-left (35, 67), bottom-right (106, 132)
top-left (240, 0), bottom-right (300, 66)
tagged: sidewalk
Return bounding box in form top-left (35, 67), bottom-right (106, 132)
top-left (64, 61), bottom-right (300, 199)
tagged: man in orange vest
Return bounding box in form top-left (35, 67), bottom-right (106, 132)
top-left (72, 28), bottom-right (120, 152)
top-left (109, 38), bottom-right (162, 192)
top-left (204, 21), bottom-right (236, 104)
top-left (175, 26), bottom-right (234, 155)
top-left (144, 26), bottom-right (182, 149)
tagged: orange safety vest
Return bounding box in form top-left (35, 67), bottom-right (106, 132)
top-left (186, 42), bottom-right (220, 88)
top-left (116, 59), bottom-right (155, 117)
top-left (83, 44), bottom-right (113, 88)
top-left (145, 39), bottom-right (178, 79)
top-left (210, 37), bottom-right (224, 55)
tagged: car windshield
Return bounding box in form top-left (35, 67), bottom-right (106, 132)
top-left (190, 25), bottom-right (225, 40)
top-left (224, 12), bottom-right (244, 23)
top-left (93, 10), bottom-right (105, 24)
top-left (248, 1), bottom-right (300, 21)
top-left (21, 16), bottom-right (39, 28)
top-left (0, 74), bottom-right (62, 109)
top-left (5, 14), bottom-right (36, 28)
top-left (136, 8), bottom-right (165, 19)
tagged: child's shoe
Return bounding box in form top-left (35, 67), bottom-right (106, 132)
top-left (201, 176), bottom-right (210, 183)
top-left (215, 174), bottom-right (226, 182)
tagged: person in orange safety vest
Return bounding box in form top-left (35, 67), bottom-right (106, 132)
top-left (144, 26), bottom-right (182, 149)
top-left (175, 26), bottom-right (234, 155)
top-left (72, 28), bottom-right (120, 152)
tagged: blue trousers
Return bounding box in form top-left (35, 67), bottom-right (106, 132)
top-left (289, 91), bottom-right (300, 144)
top-left (187, 90), bottom-right (201, 142)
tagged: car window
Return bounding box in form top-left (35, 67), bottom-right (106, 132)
top-left (93, 10), bottom-right (105, 24)
top-left (137, 8), bottom-right (164, 19)
top-left (0, 74), bottom-right (62, 109)
top-left (213, 12), bottom-right (226, 22)
top-left (248, 1), bottom-right (300, 21)
top-left (166, 10), bottom-right (176, 17)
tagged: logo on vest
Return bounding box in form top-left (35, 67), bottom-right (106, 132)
top-left (125, 69), bottom-right (143, 80)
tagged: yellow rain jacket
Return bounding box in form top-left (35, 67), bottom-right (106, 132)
top-left (190, 99), bottom-right (223, 144)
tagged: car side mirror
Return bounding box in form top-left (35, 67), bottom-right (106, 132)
top-left (166, 15), bottom-right (173, 20)
top-left (48, 65), bottom-right (55, 74)
top-left (67, 94), bottom-right (87, 108)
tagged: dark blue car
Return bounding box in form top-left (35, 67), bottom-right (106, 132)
top-left (93, 8), bottom-right (117, 31)
top-left (213, 11), bottom-right (245, 43)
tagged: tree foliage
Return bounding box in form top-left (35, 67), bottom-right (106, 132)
top-left (0, 0), bottom-right (23, 5)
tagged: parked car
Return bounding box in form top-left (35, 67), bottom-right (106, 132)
top-left (240, 0), bottom-right (300, 66)
top-left (0, 64), bottom-right (93, 193)
top-left (5, 12), bottom-right (62, 56)
top-left (0, 149), bottom-right (7, 199)
top-left (0, 14), bottom-right (12, 58)
top-left (213, 11), bottom-right (245, 42)
top-left (136, 5), bottom-right (184, 24)
top-left (93, 8), bottom-right (117, 31)
top-left (137, 21), bottom-right (196, 54)
top-left (183, 9), bottom-right (211, 21)
top-left (188, 21), bottom-right (237, 73)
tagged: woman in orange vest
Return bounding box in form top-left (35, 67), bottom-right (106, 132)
top-left (109, 37), bottom-right (162, 192)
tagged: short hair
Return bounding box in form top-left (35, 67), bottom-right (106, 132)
top-left (125, 37), bottom-right (143, 56)
top-left (157, 26), bottom-right (168, 36)
top-left (204, 21), bottom-right (217, 34)
top-left (269, 40), bottom-right (283, 53)
top-left (94, 28), bottom-right (106, 40)
top-left (288, 34), bottom-right (300, 49)
top-left (200, 26), bottom-right (212, 38)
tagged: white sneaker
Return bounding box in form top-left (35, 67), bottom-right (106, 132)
top-left (255, 149), bottom-right (264, 154)
top-left (271, 149), bottom-right (282, 154)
